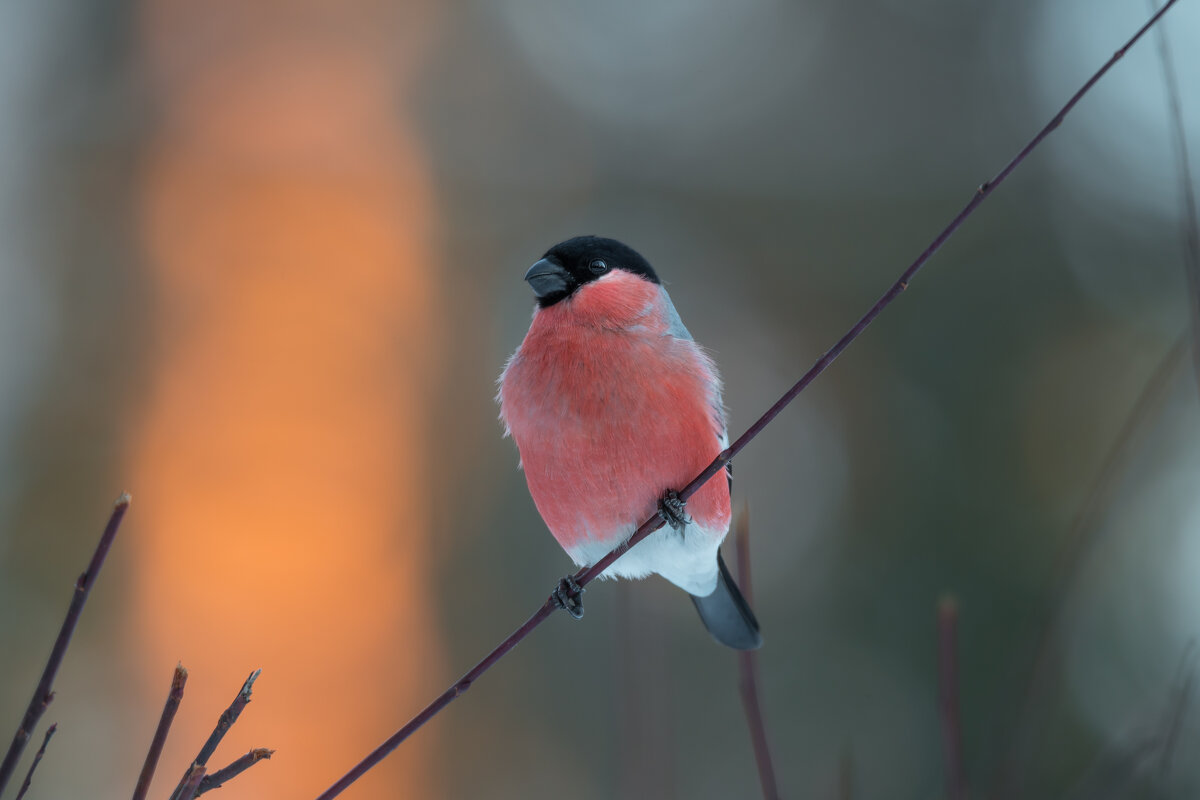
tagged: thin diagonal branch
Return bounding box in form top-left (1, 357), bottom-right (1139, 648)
top-left (196, 748), bottom-right (274, 796)
top-left (937, 596), bottom-right (967, 800)
top-left (12, 723), bottom-right (55, 800)
top-left (312, 4), bottom-right (1183, 796)
top-left (573, 0), bottom-right (1183, 591)
top-left (0, 492), bottom-right (131, 796)
top-left (132, 663), bottom-right (188, 800)
top-left (734, 507), bottom-right (781, 800)
top-left (169, 670), bottom-right (261, 800)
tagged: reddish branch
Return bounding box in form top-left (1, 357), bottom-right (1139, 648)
top-left (133, 663), bottom-right (189, 800)
top-left (312, 3), bottom-right (1184, 797)
top-left (196, 748), bottom-right (275, 796)
top-left (937, 597), bottom-right (967, 800)
top-left (0, 492), bottom-right (131, 796)
top-left (12, 723), bottom-right (55, 800)
top-left (733, 508), bottom-right (780, 800)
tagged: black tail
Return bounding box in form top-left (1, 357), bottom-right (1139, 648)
top-left (690, 551), bottom-right (762, 650)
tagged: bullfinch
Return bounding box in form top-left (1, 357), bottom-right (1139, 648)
top-left (498, 236), bottom-right (762, 650)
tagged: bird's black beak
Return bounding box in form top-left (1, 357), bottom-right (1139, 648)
top-left (524, 258), bottom-right (571, 300)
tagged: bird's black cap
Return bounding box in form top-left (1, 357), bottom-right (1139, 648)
top-left (525, 236), bottom-right (659, 307)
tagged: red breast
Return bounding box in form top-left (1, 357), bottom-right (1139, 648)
top-left (500, 270), bottom-right (731, 553)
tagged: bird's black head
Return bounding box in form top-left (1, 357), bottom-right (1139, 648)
top-left (524, 236), bottom-right (660, 307)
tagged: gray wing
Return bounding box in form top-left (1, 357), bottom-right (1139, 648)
top-left (658, 286), bottom-right (732, 488)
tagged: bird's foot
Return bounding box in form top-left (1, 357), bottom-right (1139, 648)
top-left (552, 575), bottom-right (585, 619)
top-left (658, 489), bottom-right (691, 532)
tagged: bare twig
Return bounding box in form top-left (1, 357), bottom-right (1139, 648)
top-left (12, 723), bottom-right (55, 800)
top-left (734, 507), bottom-right (781, 800)
top-left (132, 663), bottom-right (188, 800)
top-left (196, 669), bottom-right (260, 767)
top-left (1148, 0), bottom-right (1200, 395)
top-left (175, 764), bottom-right (206, 800)
top-left (937, 596), bottom-right (967, 800)
top-left (313, 602), bottom-right (560, 800)
top-left (313, 4), bottom-right (1183, 796)
top-left (0, 492), bottom-right (131, 796)
top-left (169, 670), bottom-right (261, 800)
top-left (196, 748), bottom-right (274, 796)
top-left (995, 336), bottom-right (1187, 797)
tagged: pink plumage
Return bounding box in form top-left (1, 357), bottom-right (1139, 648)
top-left (500, 269), bottom-right (730, 554)
top-left (499, 236), bottom-right (760, 649)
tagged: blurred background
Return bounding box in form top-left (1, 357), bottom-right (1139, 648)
top-left (0, 0), bottom-right (1198, 798)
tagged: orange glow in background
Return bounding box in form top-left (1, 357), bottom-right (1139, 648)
top-left (128, 3), bottom-right (440, 797)
top-left (3, 5), bottom-right (1196, 799)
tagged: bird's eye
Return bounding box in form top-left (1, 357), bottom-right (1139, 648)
top-left (588, 259), bottom-right (608, 274)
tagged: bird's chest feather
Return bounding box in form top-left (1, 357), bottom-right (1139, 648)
top-left (500, 288), bottom-right (728, 549)
top-left (509, 324), bottom-right (698, 448)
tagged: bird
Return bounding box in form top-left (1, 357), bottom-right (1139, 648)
top-left (498, 235), bottom-right (762, 649)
